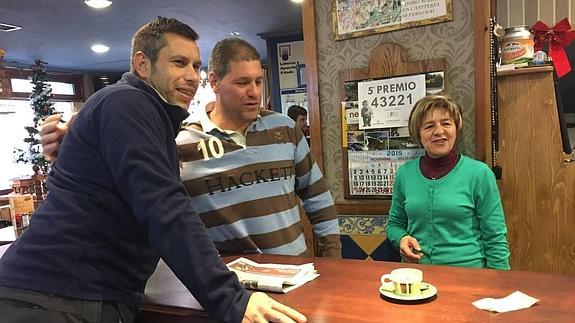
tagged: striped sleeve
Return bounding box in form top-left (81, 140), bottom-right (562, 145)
top-left (292, 126), bottom-right (341, 258)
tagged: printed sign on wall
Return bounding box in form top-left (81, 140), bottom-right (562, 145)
top-left (277, 40), bottom-right (307, 114)
top-left (357, 74), bottom-right (426, 129)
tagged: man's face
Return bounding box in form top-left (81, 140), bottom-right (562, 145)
top-left (295, 115), bottom-right (308, 133)
top-left (212, 60), bottom-right (263, 126)
top-left (146, 33), bottom-right (201, 109)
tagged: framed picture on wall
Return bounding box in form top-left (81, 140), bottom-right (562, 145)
top-left (332, 0), bottom-right (453, 40)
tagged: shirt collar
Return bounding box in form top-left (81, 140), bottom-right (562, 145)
top-left (197, 102), bottom-right (261, 147)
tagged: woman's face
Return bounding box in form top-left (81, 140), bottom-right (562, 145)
top-left (419, 108), bottom-right (457, 158)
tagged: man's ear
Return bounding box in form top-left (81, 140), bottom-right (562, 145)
top-left (132, 51), bottom-right (151, 81)
top-left (208, 71), bottom-right (219, 93)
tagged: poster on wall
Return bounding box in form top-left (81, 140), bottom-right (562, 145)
top-left (332, 0), bottom-right (453, 40)
top-left (277, 40), bottom-right (307, 114)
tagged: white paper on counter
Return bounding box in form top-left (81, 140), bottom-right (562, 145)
top-left (472, 291), bottom-right (539, 313)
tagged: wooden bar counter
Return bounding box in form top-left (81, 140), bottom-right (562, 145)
top-left (138, 254), bottom-right (575, 323)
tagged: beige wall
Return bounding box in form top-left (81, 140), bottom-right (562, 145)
top-left (498, 0), bottom-right (575, 27)
top-left (314, 0), bottom-right (475, 201)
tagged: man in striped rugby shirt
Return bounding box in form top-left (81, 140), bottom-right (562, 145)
top-left (177, 37), bottom-right (340, 257)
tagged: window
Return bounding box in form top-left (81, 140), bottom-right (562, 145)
top-left (11, 79), bottom-right (76, 96)
top-left (2, 68), bottom-right (84, 101)
top-left (0, 99), bottom-right (74, 189)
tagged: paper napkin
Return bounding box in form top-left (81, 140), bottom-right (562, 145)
top-left (472, 291), bottom-right (539, 313)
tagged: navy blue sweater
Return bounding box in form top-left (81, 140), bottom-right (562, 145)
top-left (0, 73), bottom-right (250, 322)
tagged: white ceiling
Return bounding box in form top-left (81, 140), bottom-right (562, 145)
top-left (0, 0), bottom-right (303, 73)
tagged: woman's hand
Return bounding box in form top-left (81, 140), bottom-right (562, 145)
top-left (399, 235), bottom-right (423, 263)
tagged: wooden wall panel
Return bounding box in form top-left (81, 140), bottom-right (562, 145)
top-left (540, 0), bottom-right (555, 23)
top-left (498, 0), bottom-right (509, 27)
top-left (497, 67), bottom-right (575, 274)
top-left (508, 0), bottom-right (525, 25)
top-left (525, 0), bottom-right (539, 25)
top-left (557, 0), bottom-right (570, 22)
top-left (498, 0), bottom-right (575, 27)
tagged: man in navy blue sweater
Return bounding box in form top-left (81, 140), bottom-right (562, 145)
top-left (0, 17), bottom-right (306, 323)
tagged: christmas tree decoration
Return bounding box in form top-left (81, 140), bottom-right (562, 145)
top-left (13, 60), bottom-right (59, 181)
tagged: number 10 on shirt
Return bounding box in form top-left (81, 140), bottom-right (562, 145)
top-left (197, 137), bottom-right (225, 160)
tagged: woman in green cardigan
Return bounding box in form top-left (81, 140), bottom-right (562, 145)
top-left (386, 95), bottom-right (510, 269)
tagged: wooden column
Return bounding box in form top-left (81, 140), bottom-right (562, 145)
top-left (497, 66), bottom-right (575, 274)
top-left (302, 0), bottom-right (323, 171)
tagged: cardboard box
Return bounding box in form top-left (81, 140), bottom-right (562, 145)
top-left (1, 194), bottom-right (35, 237)
top-left (0, 205), bottom-right (10, 222)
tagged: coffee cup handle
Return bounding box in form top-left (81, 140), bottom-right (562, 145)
top-left (380, 274), bottom-right (395, 292)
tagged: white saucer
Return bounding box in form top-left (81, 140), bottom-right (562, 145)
top-left (379, 282), bottom-right (437, 301)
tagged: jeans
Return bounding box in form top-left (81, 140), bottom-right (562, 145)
top-left (0, 286), bottom-right (135, 323)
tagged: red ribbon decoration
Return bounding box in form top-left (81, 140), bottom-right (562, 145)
top-left (530, 18), bottom-right (575, 78)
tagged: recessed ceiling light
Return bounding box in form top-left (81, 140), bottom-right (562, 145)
top-left (230, 32), bottom-right (240, 37)
top-left (84, 0), bottom-right (112, 9)
top-left (0, 22), bottom-right (23, 32)
top-left (291, 0), bottom-right (304, 3)
top-left (91, 44), bottom-right (110, 53)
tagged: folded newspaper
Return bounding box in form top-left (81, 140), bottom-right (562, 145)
top-left (227, 257), bottom-right (319, 293)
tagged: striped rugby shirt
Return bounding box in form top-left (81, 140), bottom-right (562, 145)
top-left (176, 105), bottom-right (341, 257)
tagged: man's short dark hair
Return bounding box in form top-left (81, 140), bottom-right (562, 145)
top-left (131, 17), bottom-right (199, 70)
top-left (287, 105), bottom-right (307, 122)
top-left (209, 37), bottom-right (260, 78)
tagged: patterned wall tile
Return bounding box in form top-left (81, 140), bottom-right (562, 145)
top-left (338, 216), bottom-right (401, 261)
top-left (340, 235), bottom-right (369, 260)
top-left (338, 215), bottom-right (388, 236)
top-left (350, 235), bottom-right (386, 255)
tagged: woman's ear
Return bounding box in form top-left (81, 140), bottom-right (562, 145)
top-left (132, 51), bottom-right (151, 81)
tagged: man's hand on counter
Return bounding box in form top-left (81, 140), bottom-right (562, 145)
top-left (242, 292), bottom-right (307, 323)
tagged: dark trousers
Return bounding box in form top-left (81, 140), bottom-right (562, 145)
top-left (0, 286), bottom-right (135, 323)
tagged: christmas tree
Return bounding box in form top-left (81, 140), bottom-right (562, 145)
top-left (14, 60), bottom-right (59, 174)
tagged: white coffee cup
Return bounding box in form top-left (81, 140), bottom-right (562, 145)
top-left (380, 268), bottom-right (423, 296)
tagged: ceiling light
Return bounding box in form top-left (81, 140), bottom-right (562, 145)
top-left (84, 0), bottom-right (112, 9)
top-left (290, 0), bottom-right (304, 3)
top-left (0, 22), bottom-right (23, 32)
top-left (91, 44), bottom-right (110, 53)
top-left (230, 32), bottom-right (241, 37)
